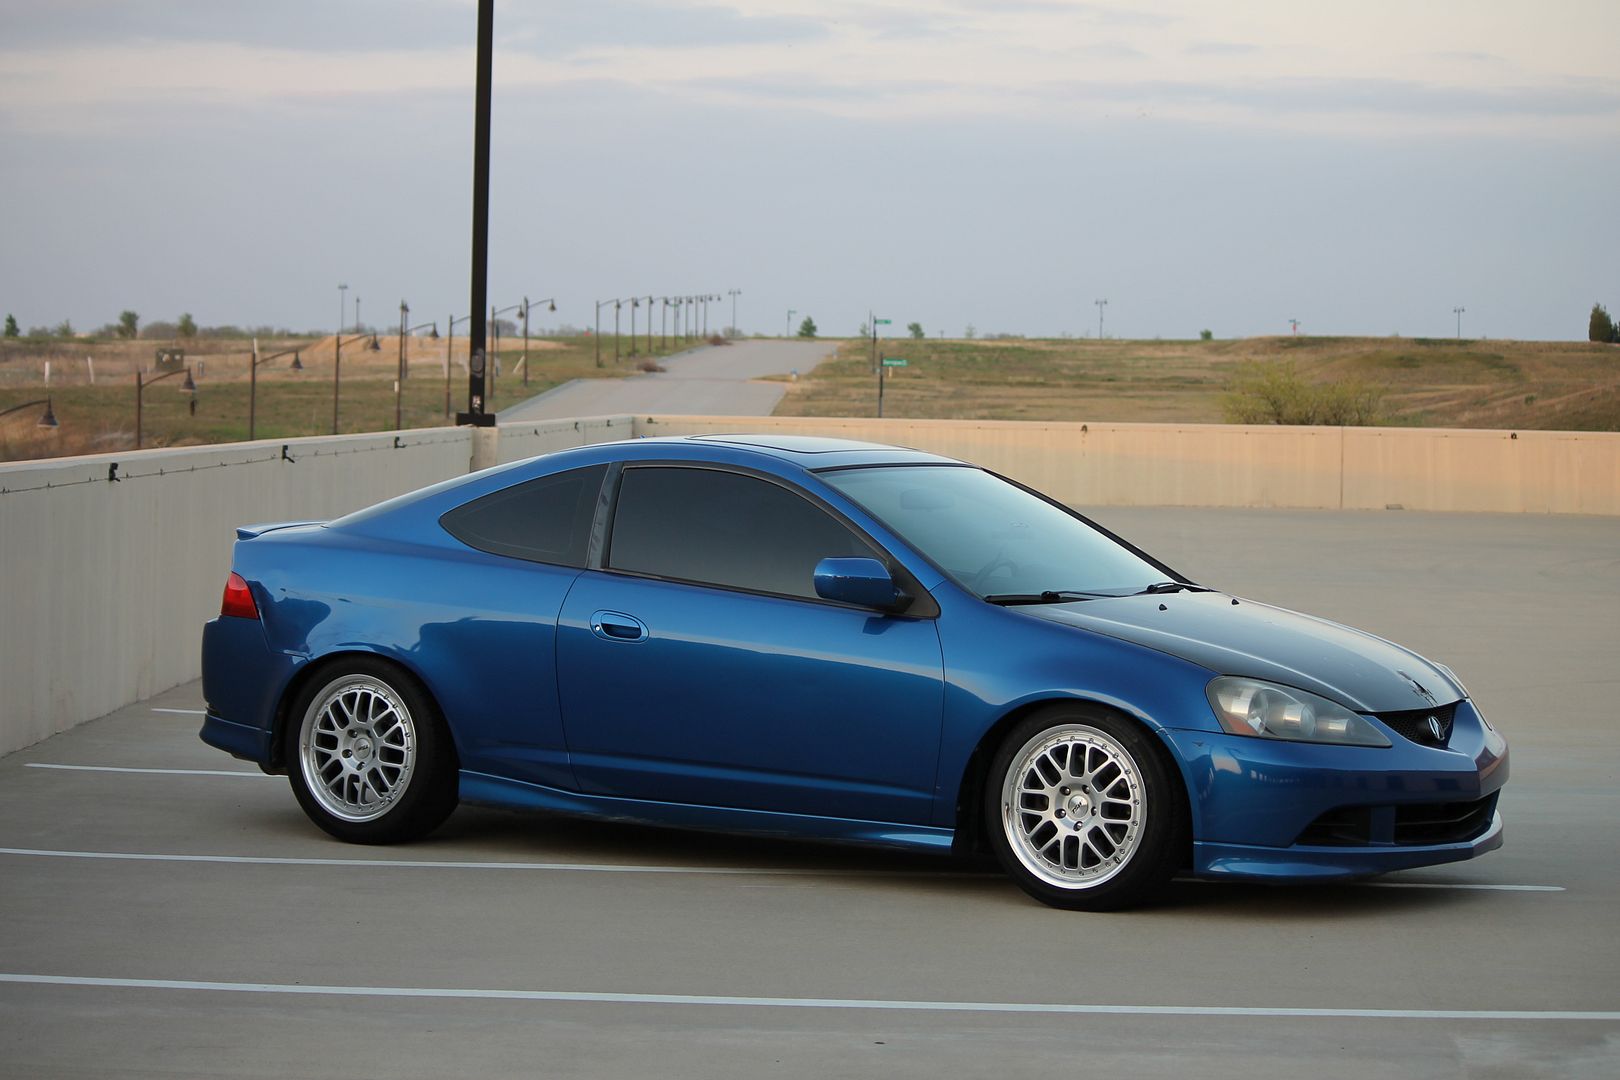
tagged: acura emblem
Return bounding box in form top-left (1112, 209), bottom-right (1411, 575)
top-left (1426, 715), bottom-right (1446, 741)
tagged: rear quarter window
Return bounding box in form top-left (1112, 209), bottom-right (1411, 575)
top-left (439, 463), bottom-right (606, 568)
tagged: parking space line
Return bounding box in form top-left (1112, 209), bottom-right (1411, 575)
top-left (1, 973), bottom-right (1615, 1021)
top-left (0, 848), bottom-right (1563, 892)
top-left (0, 847), bottom-right (976, 878)
top-left (151, 708), bottom-right (206, 716)
top-left (24, 764), bottom-right (271, 779)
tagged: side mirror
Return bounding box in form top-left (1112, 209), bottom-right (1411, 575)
top-left (814, 557), bottom-right (911, 612)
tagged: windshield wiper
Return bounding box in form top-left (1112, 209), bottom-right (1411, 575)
top-left (1138, 580), bottom-right (1209, 595)
top-left (983, 590), bottom-right (1110, 606)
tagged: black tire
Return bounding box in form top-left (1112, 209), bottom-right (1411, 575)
top-left (985, 706), bottom-right (1185, 911)
top-left (284, 657), bottom-right (458, 844)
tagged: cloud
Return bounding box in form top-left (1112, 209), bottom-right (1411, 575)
top-left (1186, 40), bottom-right (1260, 56)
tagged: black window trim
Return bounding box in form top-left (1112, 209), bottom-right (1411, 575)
top-left (593, 459), bottom-right (940, 618)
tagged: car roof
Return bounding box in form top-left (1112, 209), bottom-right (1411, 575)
top-left (637, 433), bottom-right (962, 469)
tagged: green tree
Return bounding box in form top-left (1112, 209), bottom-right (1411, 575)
top-left (3, 314), bottom-right (17, 338)
top-left (177, 313), bottom-right (197, 339)
top-left (964, 324), bottom-right (976, 340)
top-left (857, 321), bottom-right (868, 337)
top-left (53, 319), bottom-right (74, 338)
top-left (1591, 303), bottom-right (1614, 343)
top-left (797, 316), bottom-right (817, 338)
top-left (117, 310), bottom-right (140, 338)
top-left (1199, 328), bottom-right (1213, 341)
top-left (907, 321), bottom-right (924, 339)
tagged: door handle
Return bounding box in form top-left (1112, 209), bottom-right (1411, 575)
top-left (590, 610), bottom-right (648, 643)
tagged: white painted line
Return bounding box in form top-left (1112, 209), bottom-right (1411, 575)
top-left (151, 708), bottom-right (206, 716)
top-left (24, 764), bottom-right (271, 779)
top-left (1, 973), bottom-right (1615, 1021)
top-left (0, 848), bottom-right (1561, 892)
top-left (1355, 880), bottom-right (1565, 893)
top-left (0, 847), bottom-right (968, 878)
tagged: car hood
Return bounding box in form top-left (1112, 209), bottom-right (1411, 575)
top-left (1022, 591), bottom-right (1462, 714)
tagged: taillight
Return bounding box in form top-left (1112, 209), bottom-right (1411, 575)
top-left (221, 572), bottom-right (260, 620)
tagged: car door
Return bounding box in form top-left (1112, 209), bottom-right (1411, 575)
top-left (556, 463), bottom-right (946, 825)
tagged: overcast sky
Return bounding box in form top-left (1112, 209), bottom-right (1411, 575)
top-left (2, 0), bottom-right (1616, 341)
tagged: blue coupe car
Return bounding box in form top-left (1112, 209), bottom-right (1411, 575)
top-left (200, 434), bottom-right (1507, 909)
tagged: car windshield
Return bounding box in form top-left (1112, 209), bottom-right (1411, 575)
top-left (820, 465), bottom-right (1166, 601)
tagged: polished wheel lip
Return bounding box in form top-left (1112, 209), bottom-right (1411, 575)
top-left (1000, 723), bottom-right (1146, 890)
top-left (299, 675), bottom-right (417, 824)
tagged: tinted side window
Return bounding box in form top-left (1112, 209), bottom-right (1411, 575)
top-left (440, 464), bottom-right (606, 568)
top-left (609, 467), bottom-right (873, 599)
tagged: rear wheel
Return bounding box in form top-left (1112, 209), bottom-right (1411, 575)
top-left (285, 659), bottom-right (458, 844)
top-left (986, 707), bottom-right (1184, 910)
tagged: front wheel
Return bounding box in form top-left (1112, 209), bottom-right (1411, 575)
top-left (986, 708), bottom-right (1185, 911)
top-left (285, 659), bottom-right (458, 844)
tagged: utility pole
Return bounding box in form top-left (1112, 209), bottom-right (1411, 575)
top-left (1094, 298), bottom-right (1108, 341)
top-left (1454, 306), bottom-right (1466, 340)
top-left (728, 288), bottom-right (741, 337)
top-left (786, 309), bottom-right (796, 339)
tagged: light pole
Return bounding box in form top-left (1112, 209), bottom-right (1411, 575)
top-left (660, 297), bottom-right (670, 350)
top-left (727, 288), bottom-right (741, 338)
top-left (446, 313), bottom-right (473, 418)
top-left (134, 366), bottom-right (196, 450)
top-left (517, 296), bottom-right (555, 386)
top-left (0, 397), bottom-right (59, 429)
top-left (628, 296), bottom-right (639, 356)
top-left (331, 331), bottom-right (379, 435)
top-left (356, 297), bottom-right (363, 334)
top-left (247, 340), bottom-right (305, 440)
top-left (396, 302), bottom-right (438, 430)
top-left (338, 283), bottom-right (348, 336)
top-left (646, 296), bottom-right (655, 355)
top-left (1094, 298), bottom-right (1108, 341)
top-left (1454, 306), bottom-right (1466, 340)
top-left (594, 299), bottom-right (616, 367)
top-left (786, 309), bottom-right (796, 339)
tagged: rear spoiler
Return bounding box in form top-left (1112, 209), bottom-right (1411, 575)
top-left (235, 520), bottom-right (326, 541)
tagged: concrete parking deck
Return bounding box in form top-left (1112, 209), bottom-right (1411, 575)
top-left (2, 507), bottom-right (1616, 1079)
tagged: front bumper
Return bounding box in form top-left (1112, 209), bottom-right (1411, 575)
top-left (1163, 698), bottom-right (1509, 882)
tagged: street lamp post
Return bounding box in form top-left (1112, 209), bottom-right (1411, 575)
top-left (727, 288), bottom-right (741, 338)
top-left (331, 331), bottom-right (379, 435)
top-left (338, 284), bottom-right (348, 336)
top-left (1454, 306), bottom-right (1466, 340)
top-left (1095, 298), bottom-right (1108, 340)
top-left (594, 299), bottom-right (615, 368)
top-left (786, 309), bottom-right (796, 339)
top-left (135, 366), bottom-right (196, 450)
top-left (445, 314), bottom-right (473, 418)
top-left (628, 297), bottom-right (639, 357)
top-left (247, 339), bottom-right (306, 441)
top-left (0, 397), bottom-right (59, 429)
top-left (646, 296), bottom-right (654, 356)
top-left (517, 296), bottom-right (555, 386)
top-left (396, 302), bottom-right (439, 430)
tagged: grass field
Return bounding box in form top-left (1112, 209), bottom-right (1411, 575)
top-left (772, 335), bottom-right (1620, 431)
top-left (6, 332), bottom-right (1617, 462)
top-left (0, 332), bottom-right (697, 461)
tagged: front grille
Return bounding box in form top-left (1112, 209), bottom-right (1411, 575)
top-left (1393, 793), bottom-right (1498, 846)
top-left (1376, 702), bottom-right (1458, 748)
top-left (1296, 792), bottom-right (1497, 848)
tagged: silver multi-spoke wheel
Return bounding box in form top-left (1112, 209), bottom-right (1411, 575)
top-left (298, 675), bottom-right (418, 823)
top-left (1000, 723), bottom-right (1146, 890)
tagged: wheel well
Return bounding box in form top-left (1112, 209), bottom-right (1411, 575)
top-left (951, 698), bottom-right (1191, 866)
top-left (268, 652), bottom-right (452, 772)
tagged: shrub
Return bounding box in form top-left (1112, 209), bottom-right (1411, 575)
top-left (1222, 360), bottom-right (1384, 426)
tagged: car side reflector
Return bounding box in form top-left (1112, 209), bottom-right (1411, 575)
top-left (221, 572), bottom-right (260, 620)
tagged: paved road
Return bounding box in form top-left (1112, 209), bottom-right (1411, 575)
top-left (2, 507), bottom-right (1617, 1079)
top-left (499, 339), bottom-right (833, 421)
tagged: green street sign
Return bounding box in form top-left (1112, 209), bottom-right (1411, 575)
top-left (874, 318), bottom-right (892, 325)
top-left (882, 357), bottom-right (908, 367)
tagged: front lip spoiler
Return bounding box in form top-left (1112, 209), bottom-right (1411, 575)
top-left (1190, 811), bottom-right (1505, 882)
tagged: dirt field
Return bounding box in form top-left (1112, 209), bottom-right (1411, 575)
top-left (773, 335), bottom-right (1620, 431)
top-left (0, 332), bottom-right (690, 461)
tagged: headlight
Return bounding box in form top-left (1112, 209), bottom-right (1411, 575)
top-left (1205, 677), bottom-right (1391, 747)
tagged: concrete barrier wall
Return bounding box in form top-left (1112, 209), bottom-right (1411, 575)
top-left (4, 413), bottom-right (1616, 755)
top-left (636, 416), bottom-right (1620, 515)
top-left (0, 429), bottom-right (477, 754)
